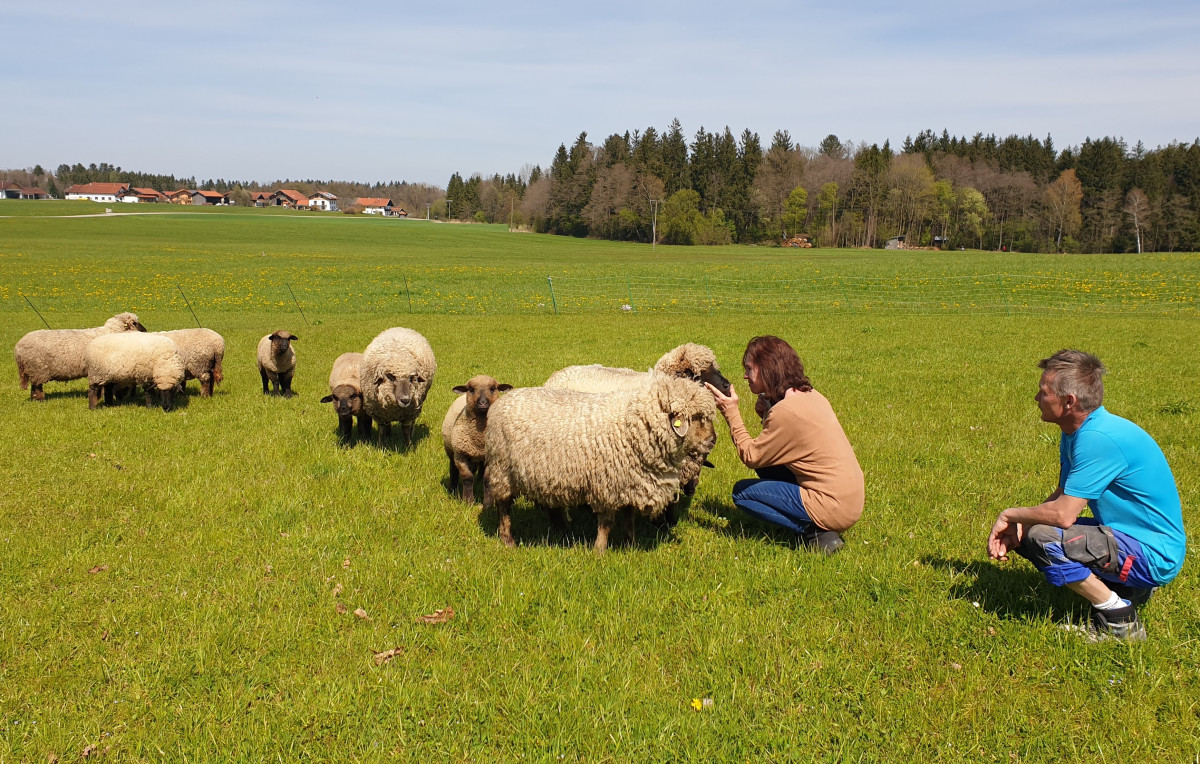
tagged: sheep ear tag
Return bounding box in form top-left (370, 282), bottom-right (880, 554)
top-left (671, 416), bottom-right (689, 438)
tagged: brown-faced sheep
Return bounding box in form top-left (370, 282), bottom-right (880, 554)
top-left (361, 327), bottom-right (436, 447)
top-left (86, 333), bottom-right (185, 410)
top-left (257, 331), bottom-right (298, 397)
top-left (441, 375), bottom-right (512, 503)
top-left (15, 312), bottom-right (146, 400)
top-left (157, 328), bottom-right (224, 397)
top-left (543, 342), bottom-right (730, 503)
top-left (320, 352), bottom-right (372, 441)
top-left (484, 373), bottom-right (717, 553)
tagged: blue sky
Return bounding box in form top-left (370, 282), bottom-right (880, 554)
top-left (3, 1), bottom-right (1198, 187)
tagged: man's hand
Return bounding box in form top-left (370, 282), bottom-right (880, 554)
top-left (987, 510), bottom-right (1023, 561)
top-left (704, 381), bottom-right (739, 417)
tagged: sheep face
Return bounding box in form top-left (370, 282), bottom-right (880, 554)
top-left (451, 375), bottom-right (512, 419)
top-left (697, 366), bottom-right (731, 396)
top-left (321, 384), bottom-right (363, 418)
top-left (268, 331), bottom-right (297, 355)
top-left (379, 369), bottom-right (425, 409)
top-left (108, 313), bottom-right (148, 333)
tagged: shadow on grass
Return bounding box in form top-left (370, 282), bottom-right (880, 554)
top-left (367, 423), bottom-right (430, 454)
top-left (687, 494), bottom-right (802, 549)
top-left (921, 556), bottom-right (1087, 622)
top-left (474, 500), bottom-right (676, 552)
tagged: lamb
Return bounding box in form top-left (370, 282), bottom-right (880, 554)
top-left (361, 327), bottom-right (436, 446)
top-left (441, 375), bottom-right (512, 502)
top-left (85, 333), bottom-right (185, 410)
top-left (543, 342), bottom-right (730, 499)
top-left (257, 330), bottom-right (298, 397)
top-left (484, 372), bottom-right (717, 553)
top-left (320, 352), bottom-right (372, 441)
top-left (15, 312), bottom-right (146, 400)
top-left (543, 342), bottom-right (731, 396)
top-left (156, 328), bottom-right (224, 397)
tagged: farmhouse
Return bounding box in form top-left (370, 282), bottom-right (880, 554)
top-left (0, 183), bottom-right (50, 200)
top-left (273, 189), bottom-right (309, 209)
top-left (308, 191), bottom-right (338, 211)
top-left (251, 191), bottom-right (274, 207)
top-left (119, 187), bottom-right (168, 204)
top-left (194, 190), bottom-right (229, 205)
top-left (356, 197), bottom-right (396, 215)
top-left (167, 189), bottom-right (193, 205)
top-left (65, 182), bottom-right (130, 203)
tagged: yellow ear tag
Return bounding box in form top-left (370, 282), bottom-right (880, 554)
top-left (674, 419), bottom-right (682, 428)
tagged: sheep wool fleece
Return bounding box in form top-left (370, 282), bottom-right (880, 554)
top-left (86, 333), bottom-right (186, 391)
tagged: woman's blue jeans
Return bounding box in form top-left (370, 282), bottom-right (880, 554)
top-left (732, 466), bottom-right (815, 535)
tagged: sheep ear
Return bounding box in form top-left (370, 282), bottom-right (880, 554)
top-left (497, 384), bottom-right (513, 392)
top-left (320, 394), bottom-right (334, 403)
top-left (671, 415), bottom-right (689, 438)
top-left (452, 385), bottom-right (469, 394)
top-left (702, 458), bottom-right (716, 468)
top-left (290, 335), bottom-right (299, 341)
top-left (268, 333), bottom-right (280, 340)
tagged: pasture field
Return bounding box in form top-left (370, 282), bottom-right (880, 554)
top-left (1, 208), bottom-right (1198, 761)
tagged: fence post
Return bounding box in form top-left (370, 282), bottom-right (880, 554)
top-left (404, 277), bottom-right (413, 313)
top-left (22, 295), bottom-right (51, 329)
top-left (286, 282), bottom-right (309, 325)
top-left (547, 277), bottom-right (558, 315)
top-left (177, 285), bottom-right (202, 327)
top-left (997, 274), bottom-right (1011, 316)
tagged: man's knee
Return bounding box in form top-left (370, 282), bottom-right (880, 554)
top-left (1017, 524), bottom-right (1063, 567)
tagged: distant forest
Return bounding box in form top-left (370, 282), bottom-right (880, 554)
top-left (448, 122), bottom-right (1200, 253)
top-left (7, 121), bottom-right (1200, 252)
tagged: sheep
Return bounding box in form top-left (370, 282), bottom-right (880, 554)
top-left (85, 333), bottom-right (185, 410)
top-left (543, 342), bottom-right (730, 502)
top-left (320, 352), bottom-right (372, 441)
top-left (15, 312), bottom-right (146, 400)
top-left (543, 342), bottom-right (732, 396)
top-left (155, 328), bottom-right (224, 397)
top-left (441, 375), bottom-right (512, 502)
top-left (361, 327), bottom-right (436, 447)
top-left (484, 372), bottom-right (717, 553)
top-left (257, 330), bottom-right (298, 397)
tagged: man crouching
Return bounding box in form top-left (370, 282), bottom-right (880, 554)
top-left (987, 349), bottom-right (1185, 641)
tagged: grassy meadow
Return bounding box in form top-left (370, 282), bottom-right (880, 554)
top-left (1, 205), bottom-right (1198, 761)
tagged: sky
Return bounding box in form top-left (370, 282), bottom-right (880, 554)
top-left (3, 1), bottom-right (1199, 188)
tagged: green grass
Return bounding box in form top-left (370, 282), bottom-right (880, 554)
top-left (1, 212), bottom-right (1198, 761)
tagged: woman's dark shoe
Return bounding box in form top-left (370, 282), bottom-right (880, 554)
top-left (800, 529), bottom-right (845, 556)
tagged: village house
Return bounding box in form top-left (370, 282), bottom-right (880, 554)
top-left (65, 182), bottom-right (130, 203)
top-left (272, 189), bottom-right (308, 209)
top-left (308, 191), bottom-right (338, 211)
top-left (167, 189), bottom-right (194, 205)
top-left (194, 190), bottom-right (229, 205)
top-left (0, 182), bottom-right (50, 200)
top-left (356, 197), bottom-right (396, 215)
top-left (251, 191), bottom-right (274, 207)
top-left (119, 187), bottom-right (168, 203)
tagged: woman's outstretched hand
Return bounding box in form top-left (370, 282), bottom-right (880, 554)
top-left (705, 381), bottom-right (739, 417)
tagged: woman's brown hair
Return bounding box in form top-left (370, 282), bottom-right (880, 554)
top-left (743, 335), bottom-right (812, 406)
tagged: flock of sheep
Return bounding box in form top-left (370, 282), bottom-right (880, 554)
top-left (15, 313), bottom-right (734, 553)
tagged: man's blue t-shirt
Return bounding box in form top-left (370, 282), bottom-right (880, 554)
top-left (1059, 406), bottom-right (1186, 585)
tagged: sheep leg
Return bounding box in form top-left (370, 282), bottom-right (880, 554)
top-left (594, 511), bottom-right (615, 554)
top-left (338, 414), bottom-right (353, 439)
top-left (376, 422), bottom-right (391, 446)
top-left (31, 383), bottom-right (45, 402)
top-left (260, 369), bottom-right (270, 394)
top-left (143, 386), bottom-right (155, 408)
top-left (102, 383), bottom-right (115, 406)
top-left (496, 498), bottom-right (515, 547)
top-left (623, 507), bottom-right (637, 547)
top-left (281, 371), bottom-right (294, 398)
top-left (200, 374), bottom-right (213, 397)
top-left (357, 414), bottom-right (372, 441)
top-left (547, 506), bottom-right (569, 535)
top-left (454, 458), bottom-right (476, 503)
top-left (447, 453), bottom-right (460, 494)
top-left (480, 465), bottom-right (492, 509)
top-left (87, 384), bottom-right (101, 410)
top-left (402, 421), bottom-right (415, 447)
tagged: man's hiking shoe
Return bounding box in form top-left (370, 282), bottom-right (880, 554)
top-left (800, 529), bottom-right (845, 556)
top-left (1110, 582), bottom-right (1156, 608)
top-left (1087, 602), bottom-right (1147, 642)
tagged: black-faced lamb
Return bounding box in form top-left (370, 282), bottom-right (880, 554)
top-left (361, 327), bottom-right (436, 447)
top-left (484, 373), bottom-right (717, 553)
top-left (85, 333), bottom-right (185, 410)
top-left (441, 374), bottom-right (512, 503)
top-left (320, 352), bottom-right (372, 441)
top-left (156, 328), bottom-right (224, 397)
top-left (15, 312), bottom-right (146, 400)
top-left (257, 330), bottom-right (298, 397)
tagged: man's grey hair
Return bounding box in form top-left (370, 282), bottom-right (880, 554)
top-left (1038, 349), bottom-right (1106, 412)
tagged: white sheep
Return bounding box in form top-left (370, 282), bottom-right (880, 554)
top-left (156, 328), bottom-right (224, 397)
top-left (320, 352), bottom-right (372, 441)
top-left (361, 327), bottom-right (436, 447)
top-left (484, 373), bottom-right (717, 553)
top-left (543, 342), bottom-right (729, 503)
top-left (257, 330), bottom-right (298, 397)
top-left (85, 333), bottom-right (185, 410)
top-left (15, 312), bottom-right (146, 400)
top-left (441, 374), bottom-right (512, 503)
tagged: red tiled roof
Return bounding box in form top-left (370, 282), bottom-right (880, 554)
top-left (66, 182), bottom-right (130, 195)
top-left (252, 191), bottom-right (273, 200)
top-left (276, 189), bottom-right (308, 204)
top-left (356, 197), bottom-right (393, 207)
top-left (195, 190), bottom-right (227, 199)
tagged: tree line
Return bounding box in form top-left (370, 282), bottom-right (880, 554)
top-left (446, 122), bottom-right (1200, 253)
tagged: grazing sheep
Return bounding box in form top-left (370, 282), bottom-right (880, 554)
top-left (543, 342), bottom-right (732, 396)
top-left (156, 328), bottom-right (224, 397)
top-left (15, 312), bottom-right (146, 400)
top-left (484, 373), bottom-right (717, 553)
top-left (257, 331), bottom-right (298, 397)
top-left (85, 333), bottom-right (185, 410)
top-left (441, 375), bottom-right (512, 502)
top-left (544, 342), bottom-right (730, 502)
top-left (320, 352), bottom-right (372, 441)
top-left (361, 327), bottom-right (436, 446)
